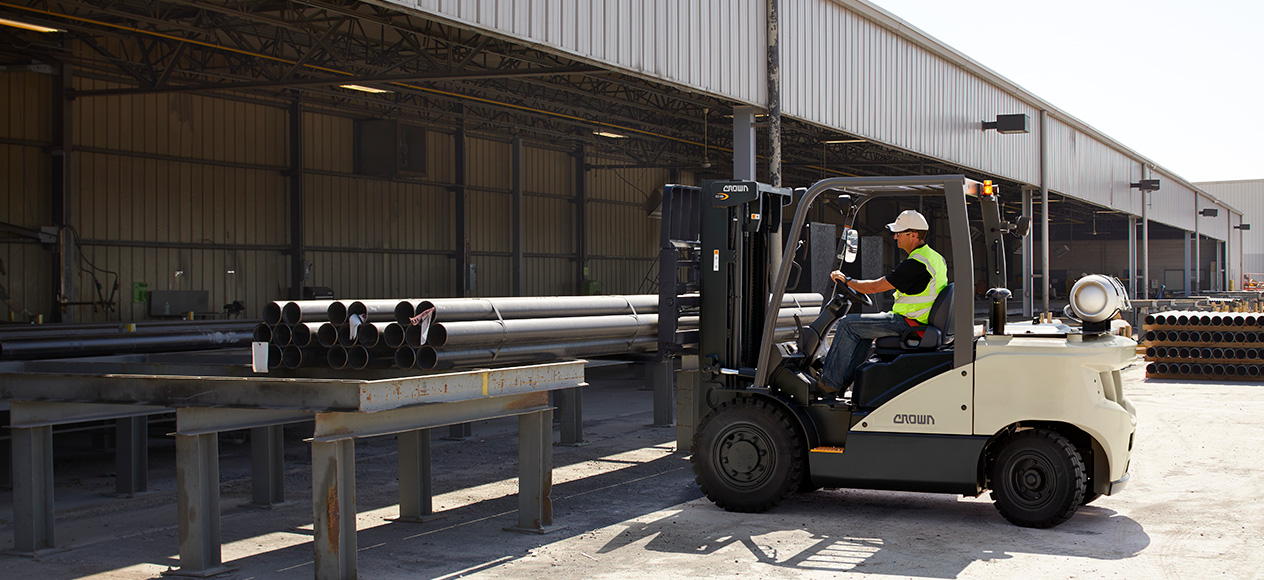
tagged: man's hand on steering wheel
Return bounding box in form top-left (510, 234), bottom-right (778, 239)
top-left (830, 270), bottom-right (873, 307)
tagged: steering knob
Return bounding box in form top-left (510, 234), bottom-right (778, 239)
top-left (986, 287), bottom-right (1012, 303)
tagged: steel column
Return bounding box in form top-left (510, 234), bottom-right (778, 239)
top-left (1185, 232), bottom-right (1193, 297)
top-left (1142, 187), bottom-right (1150, 299)
top-left (171, 432), bottom-right (229, 577)
top-left (311, 438), bottom-right (356, 580)
top-left (288, 100), bottom-right (306, 300)
top-left (1195, 197), bottom-right (1202, 293)
top-left (557, 387), bottom-right (584, 445)
top-left (454, 111), bottom-right (469, 297)
top-left (446, 422), bottom-right (472, 439)
top-left (651, 360), bottom-right (675, 427)
top-left (248, 425), bottom-right (285, 507)
top-left (1039, 110), bottom-right (1050, 317)
top-left (1021, 187), bottom-right (1035, 317)
top-left (575, 143), bottom-right (589, 293)
top-left (733, 107), bottom-right (757, 181)
top-left (507, 409), bottom-right (555, 533)
top-left (115, 416), bottom-right (148, 496)
top-left (395, 429), bottom-right (437, 521)
top-left (52, 63), bottom-right (74, 322)
top-left (10, 426), bottom-right (54, 554)
top-left (512, 136), bottom-right (525, 296)
top-left (1129, 216), bottom-right (1138, 299)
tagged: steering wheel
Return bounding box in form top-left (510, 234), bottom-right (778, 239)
top-left (834, 276), bottom-right (873, 307)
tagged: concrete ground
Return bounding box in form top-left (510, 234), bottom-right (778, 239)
top-left (2, 361), bottom-right (1262, 579)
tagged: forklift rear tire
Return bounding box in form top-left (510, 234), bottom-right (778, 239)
top-left (692, 397), bottom-right (805, 513)
top-left (990, 428), bottom-right (1087, 528)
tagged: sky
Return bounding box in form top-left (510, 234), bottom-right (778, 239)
top-left (868, 0), bottom-right (1264, 183)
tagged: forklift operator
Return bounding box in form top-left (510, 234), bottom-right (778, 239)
top-left (820, 209), bottom-right (947, 392)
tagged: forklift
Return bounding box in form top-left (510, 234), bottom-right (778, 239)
top-left (691, 175), bottom-right (1136, 528)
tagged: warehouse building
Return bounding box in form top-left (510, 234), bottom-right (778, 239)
top-left (0, 0), bottom-right (1252, 321)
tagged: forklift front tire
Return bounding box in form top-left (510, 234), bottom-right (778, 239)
top-left (990, 428), bottom-right (1087, 528)
top-left (692, 397), bottom-right (805, 513)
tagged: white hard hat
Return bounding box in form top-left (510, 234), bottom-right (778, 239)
top-left (886, 209), bottom-right (929, 232)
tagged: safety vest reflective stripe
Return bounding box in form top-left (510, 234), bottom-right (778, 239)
top-left (892, 245), bottom-right (947, 324)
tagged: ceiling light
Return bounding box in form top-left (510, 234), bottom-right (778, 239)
top-left (593, 131), bottom-right (626, 138)
top-left (822, 139), bottom-right (866, 144)
top-left (339, 84), bottom-right (391, 94)
top-left (0, 17), bottom-right (63, 33)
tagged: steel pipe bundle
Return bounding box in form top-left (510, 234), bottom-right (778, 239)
top-left (1144, 310), bottom-right (1264, 381)
top-left (252, 293), bottom-right (824, 373)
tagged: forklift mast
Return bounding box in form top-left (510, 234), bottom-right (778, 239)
top-left (698, 180), bottom-right (793, 388)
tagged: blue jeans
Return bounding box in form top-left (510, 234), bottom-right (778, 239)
top-left (820, 311), bottom-right (911, 390)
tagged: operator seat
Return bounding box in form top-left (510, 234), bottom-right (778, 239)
top-left (873, 283), bottom-right (955, 354)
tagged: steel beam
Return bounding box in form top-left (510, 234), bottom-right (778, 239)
top-left (116, 416), bottom-right (148, 496)
top-left (507, 409), bottom-right (556, 534)
top-left (288, 99), bottom-right (306, 300)
top-left (168, 432), bottom-right (230, 577)
top-left (311, 392), bottom-right (549, 442)
top-left (9, 425), bottom-right (54, 554)
top-left (394, 429), bottom-right (439, 522)
top-left (311, 438), bottom-right (356, 580)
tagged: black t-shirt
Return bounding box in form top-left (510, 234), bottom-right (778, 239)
top-left (886, 249), bottom-right (932, 295)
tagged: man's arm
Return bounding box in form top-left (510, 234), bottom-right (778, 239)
top-left (829, 270), bottom-right (895, 294)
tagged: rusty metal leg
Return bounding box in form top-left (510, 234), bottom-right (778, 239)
top-left (506, 409), bottom-right (559, 534)
top-left (10, 425), bottom-right (54, 554)
top-left (444, 422), bottom-right (472, 440)
top-left (116, 415), bottom-right (148, 496)
top-left (312, 438), bottom-right (356, 580)
top-left (393, 429), bottom-right (441, 522)
top-left (557, 387), bottom-right (585, 446)
top-left (166, 432), bottom-right (230, 577)
top-left (247, 425), bottom-right (285, 507)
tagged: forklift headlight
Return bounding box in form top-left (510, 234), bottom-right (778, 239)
top-left (1069, 274), bottom-right (1130, 323)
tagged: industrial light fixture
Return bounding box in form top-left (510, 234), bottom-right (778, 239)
top-left (822, 138), bottom-right (867, 144)
top-left (0, 17), bottom-right (63, 33)
top-left (1199, 208), bottom-right (1219, 217)
top-left (981, 114), bottom-right (1029, 134)
top-left (593, 130), bottom-right (626, 139)
top-left (339, 84), bottom-right (391, 94)
top-left (1235, 224), bottom-right (1251, 231)
top-left (1130, 179), bottom-right (1160, 191)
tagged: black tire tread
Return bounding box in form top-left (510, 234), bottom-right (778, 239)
top-left (990, 428), bottom-right (1086, 528)
top-left (691, 397), bottom-right (805, 513)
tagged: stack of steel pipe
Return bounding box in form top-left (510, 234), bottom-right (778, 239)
top-left (0, 319), bottom-right (256, 361)
top-left (1143, 310), bottom-right (1264, 381)
top-left (257, 294), bottom-right (822, 372)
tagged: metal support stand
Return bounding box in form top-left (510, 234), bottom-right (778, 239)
top-left (393, 429), bottom-right (441, 522)
top-left (557, 387), bottom-right (585, 446)
top-left (1, 420), bottom-right (12, 489)
top-left (312, 438), bottom-right (356, 580)
top-left (9, 426), bottom-right (55, 555)
top-left (506, 409), bottom-right (558, 534)
top-left (651, 360), bottom-right (675, 427)
top-left (116, 415), bottom-right (148, 496)
top-left (166, 433), bottom-right (231, 577)
top-left (246, 425), bottom-right (285, 507)
top-left (444, 422), bottom-right (472, 440)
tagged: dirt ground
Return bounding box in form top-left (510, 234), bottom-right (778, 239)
top-left (2, 362), bottom-right (1262, 579)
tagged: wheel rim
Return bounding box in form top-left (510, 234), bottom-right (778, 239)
top-left (712, 422), bottom-right (776, 490)
top-left (1005, 450), bottom-right (1058, 510)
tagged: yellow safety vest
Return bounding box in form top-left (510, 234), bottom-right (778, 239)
top-left (891, 244), bottom-right (947, 324)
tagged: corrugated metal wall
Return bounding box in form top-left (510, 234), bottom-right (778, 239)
top-left (1044, 117), bottom-right (1143, 216)
top-left (780, 0), bottom-right (1040, 185)
top-left (0, 70), bottom-right (667, 322)
top-left (1198, 179), bottom-right (1262, 275)
top-left (0, 72), bottom-right (53, 319)
top-left (397, 0), bottom-right (767, 106)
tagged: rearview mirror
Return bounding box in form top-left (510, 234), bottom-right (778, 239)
top-left (843, 228), bottom-right (859, 264)
top-left (1011, 215), bottom-right (1031, 237)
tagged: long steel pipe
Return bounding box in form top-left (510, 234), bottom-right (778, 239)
top-left (281, 300), bottom-right (338, 325)
top-left (354, 322), bottom-right (394, 348)
top-left (0, 328), bottom-right (251, 360)
top-left (327, 299), bottom-right (406, 325)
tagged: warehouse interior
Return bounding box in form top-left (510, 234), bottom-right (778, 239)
top-left (1, 0), bottom-right (1235, 326)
